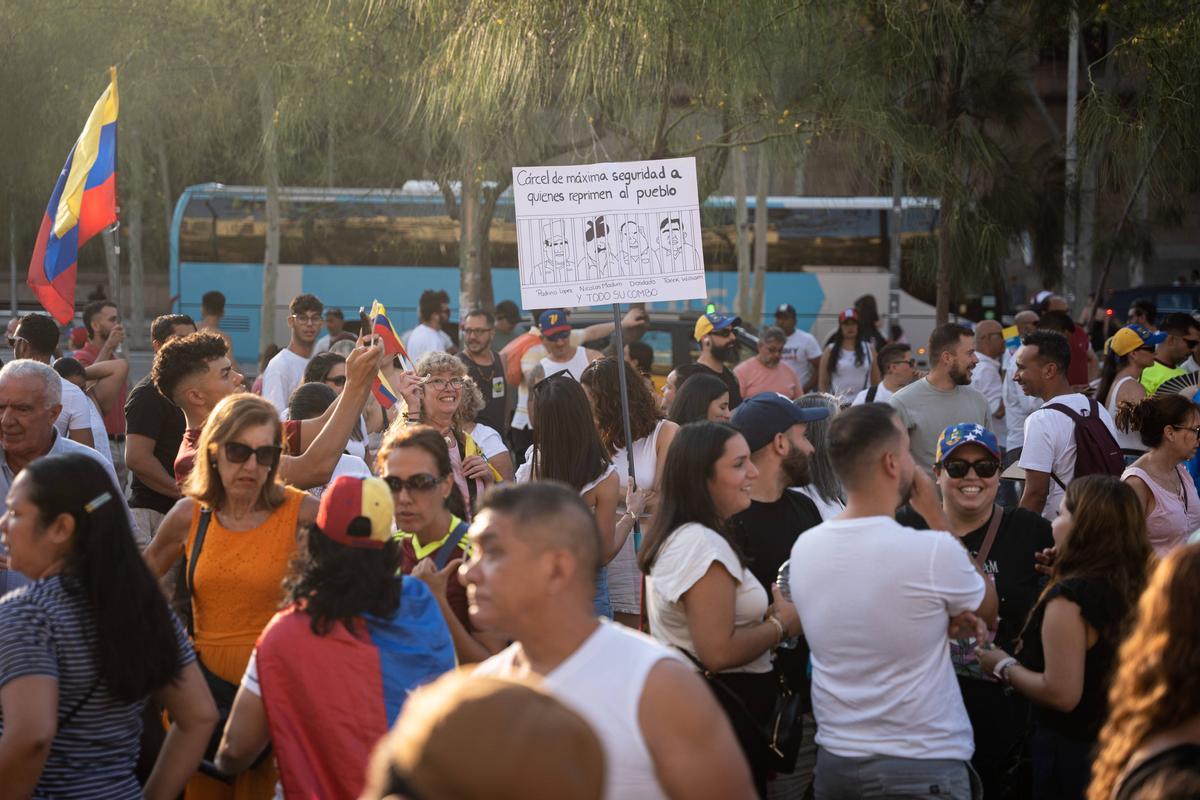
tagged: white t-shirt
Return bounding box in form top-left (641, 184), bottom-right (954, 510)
top-left (829, 347), bottom-right (873, 404)
top-left (791, 485), bottom-right (845, 520)
top-left (55, 377), bottom-right (92, 437)
top-left (645, 522), bottom-right (771, 674)
top-left (789, 516), bottom-right (985, 761)
top-left (469, 423), bottom-right (507, 460)
top-left (84, 395), bottom-right (113, 463)
top-left (308, 453), bottom-right (372, 499)
top-left (405, 323), bottom-right (453, 365)
top-left (1002, 350), bottom-right (1042, 451)
top-left (476, 622), bottom-right (681, 800)
top-left (781, 329), bottom-right (822, 389)
top-left (850, 382), bottom-right (893, 406)
top-left (1019, 392), bottom-right (1120, 519)
top-left (261, 348), bottom-right (310, 415)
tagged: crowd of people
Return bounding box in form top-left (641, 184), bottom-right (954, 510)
top-left (0, 287), bottom-right (1198, 800)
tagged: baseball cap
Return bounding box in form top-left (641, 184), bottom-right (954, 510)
top-left (934, 423), bottom-right (1001, 464)
top-left (316, 475), bottom-right (395, 549)
top-left (693, 311), bottom-right (741, 342)
top-left (1106, 323), bottom-right (1166, 357)
top-left (838, 308), bottom-right (859, 323)
top-left (537, 309), bottom-right (572, 340)
top-left (775, 303), bottom-right (797, 317)
top-left (730, 392), bottom-right (829, 452)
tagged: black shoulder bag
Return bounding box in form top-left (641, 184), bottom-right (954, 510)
top-left (186, 508), bottom-right (270, 779)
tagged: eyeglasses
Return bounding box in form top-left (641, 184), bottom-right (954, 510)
top-left (424, 377), bottom-right (464, 391)
top-left (462, 327), bottom-right (493, 336)
top-left (940, 458), bottom-right (1000, 479)
top-left (291, 314), bottom-right (323, 325)
top-left (221, 442), bottom-right (282, 467)
top-left (383, 473), bottom-right (444, 494)
top-left (325, 375), bottom-right (347, 387)
top-left (1170, 424), bottom-right (1200, 438)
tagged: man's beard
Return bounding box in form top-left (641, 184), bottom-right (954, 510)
top-left (712, 342), bottom-right (737, 362)
top-left (783, 442), bottom-right (812, 487)
top-left (949, 363), bottom-right (972, 386)
top-left (898, 468), bottom-right (915, 505)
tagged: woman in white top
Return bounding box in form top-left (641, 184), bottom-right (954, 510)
top-left (638, 422), bottom-right (801, 793)
top-left (1116, 395), bottom-right (1200, 556)
top-left (580, 357), bottom-right (678, 627)
top-left (453, 376), bottom-right (515, 481)
top-left (1098, 324), bottom-right (1159, 455)
top-left (818, 309), bottom-right (879, 405)
top-left (514, 372), bottom-right (629, 618)
top-left (791, 393), bottom-right (847, 519)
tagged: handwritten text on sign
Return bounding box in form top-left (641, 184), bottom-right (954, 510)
top-left (512, 157), bottom-right (709, 309)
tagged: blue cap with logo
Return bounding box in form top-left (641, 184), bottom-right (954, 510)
top-left (934, 423), bottom-right (1001, 464)
top-left (731, 392), bottom-right (829, 452)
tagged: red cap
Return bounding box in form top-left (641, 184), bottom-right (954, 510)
top-left (838, 308), bottom-right (859, 323)
top-left (316, 476), bottom-right (395, 549)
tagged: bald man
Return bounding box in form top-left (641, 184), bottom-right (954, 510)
top-left (972, 320), bottom-right (1007, 444)
top-left (1013, 310), bottom-right (1039, 339)
top-left (467, 483), bottom-right (755, 800)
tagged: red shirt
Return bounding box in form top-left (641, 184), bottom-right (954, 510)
top-left (174, 428), bottom-right (202, 488)
top-left (73, 342), bottom-right (127, 435)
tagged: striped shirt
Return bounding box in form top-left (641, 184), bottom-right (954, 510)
top-left (0, 574), bottom-right (195, 799)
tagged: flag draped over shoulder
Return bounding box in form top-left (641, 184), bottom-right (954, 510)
top-left (28, 68), bottom-right (119, 324)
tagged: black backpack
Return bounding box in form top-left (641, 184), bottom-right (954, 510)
top-left (1044, 398), bottom-right (1125, 487)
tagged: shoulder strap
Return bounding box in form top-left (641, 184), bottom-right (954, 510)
top-left (974, 505), bottom-right (1004, 570)
top-left (866, 384), bottom-right (878, 403)
top-left (434, 520), bottom-right (470, 570)
top-left (185, 508), bottom-right (213, 638)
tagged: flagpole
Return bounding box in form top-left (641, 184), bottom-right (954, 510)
top-left (609, 303), bottom-right (641, 548)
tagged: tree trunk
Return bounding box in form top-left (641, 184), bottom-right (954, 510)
top-left (732, 144), bottom-right (750, 322)
top-left (1060, 8), bottom-right (1080, 307)
top-left (936, 192), bottom-right (953, 325)
top-left (127, 128), bottom-right (146, 348)
top-left (258, 68), bottom-right (282, 361)
top-left (155, 135), bottom-right (173, 255)
top-left (459, 161), bottom-right (484, 312)
top-left (751, 145), bottom-right (769, 326)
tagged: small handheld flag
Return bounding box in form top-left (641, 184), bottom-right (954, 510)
top-left (369, 300), bottom-right (414, 371)
top-left (372, 370), bottom-right (400, 409)
top-left (28, 68), bottom-right (119, 324)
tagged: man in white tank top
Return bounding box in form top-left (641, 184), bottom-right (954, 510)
top-left (468, 483), bottom-right (755, 800)
top-left (526, 309), bottom-right (602, 387)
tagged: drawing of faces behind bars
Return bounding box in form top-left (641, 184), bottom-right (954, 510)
top-left (522, 218), bottom-right (577, 286)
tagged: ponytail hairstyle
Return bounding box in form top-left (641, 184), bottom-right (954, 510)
top-left (23, 454), bottom-right (185, 702)
top-left (1114, 394), bottom-right (1199, 449)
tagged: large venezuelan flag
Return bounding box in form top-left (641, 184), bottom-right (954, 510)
top-left (27, 69), bottom-right (119, 324)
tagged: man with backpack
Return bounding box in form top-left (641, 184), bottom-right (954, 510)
top-left (1014, 331), bottom-right (1123, 519)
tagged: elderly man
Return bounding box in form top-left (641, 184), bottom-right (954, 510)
top-left (0, 360), bottom-right (131, 593)
top-left (734, 326), bottom-right (801, 399)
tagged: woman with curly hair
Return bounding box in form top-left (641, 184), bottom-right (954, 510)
top-left (1088, 543), bottom-right (1200, 799)
top-left (214, 476), bottom-right (455, 799)
top-left (580, 357), bottom-right (675, 626)
top-left (978, 475), bottom-right (1153, 800)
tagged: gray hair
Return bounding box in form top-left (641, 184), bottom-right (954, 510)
top-left (0, 359), bottom-right (62, 408)
top-left (761, 326), bottom-right (786, 345)
top-left (794, 392), bottom-right (844, 505)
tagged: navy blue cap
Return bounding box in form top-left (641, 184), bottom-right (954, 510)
top-left (774, 303), bottom-right (797, 317)
top-left (731, 392), bottom-right (829, 452)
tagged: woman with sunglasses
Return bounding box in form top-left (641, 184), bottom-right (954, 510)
top-left (1115, 394), bottom-right (1200, 556)
top-left (395, 353), bottom-right (498, 519)
top-left (515, 372), bottom-right (621, 618)
top-left (145, 393), bottom-right (319, 800)
top-left (897, 423), bottom-right (1054, 798)
top-left (302, 351), bottom-right (375, 462)
top-left (977, 476), bottom-right (1152, 800)
top-left (1098, 325), bottom-right (1160, 454)
top-left (377, 425), bottom-right (506, 664)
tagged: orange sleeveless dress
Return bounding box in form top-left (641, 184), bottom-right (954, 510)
top-left (184, 486), bottom-right (306, 800)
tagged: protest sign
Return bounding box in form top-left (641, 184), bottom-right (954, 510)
top-left (512, 157), bottom-right (709, 310)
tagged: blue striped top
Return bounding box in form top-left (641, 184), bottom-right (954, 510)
top-left (0, 574), bottom-right (195, 799)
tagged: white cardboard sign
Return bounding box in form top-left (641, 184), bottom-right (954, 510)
top-left (512, 157), bottom-right (708, 309)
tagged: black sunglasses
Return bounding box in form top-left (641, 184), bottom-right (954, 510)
top-left (383, 473), bottom-right (444, 494)
top-left (940, 458), bottom-right (1000, 479)
top-left (221, 442), bottom-right (282, 467)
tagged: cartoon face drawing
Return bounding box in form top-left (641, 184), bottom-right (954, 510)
top-left (584, 216), bottom-right (612, 263)
top-left (659, 217), bottom-right (684, 251)
top-left (542, 220), bottom-right (570, 266)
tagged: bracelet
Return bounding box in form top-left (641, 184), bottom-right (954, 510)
top-left (766, 614), bottom-right (786, 645)
top-left (992, 656), bottom-right (1018, 683)
top-left (403, 413), bottom-right (423, 425)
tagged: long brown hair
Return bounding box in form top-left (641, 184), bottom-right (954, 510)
top-left (1088, 544), bottom-right (1200, 800)
top-left (185, 393), bottom-right (285, 511)
top-left (1019, 476), bottom-right (1152, 651)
